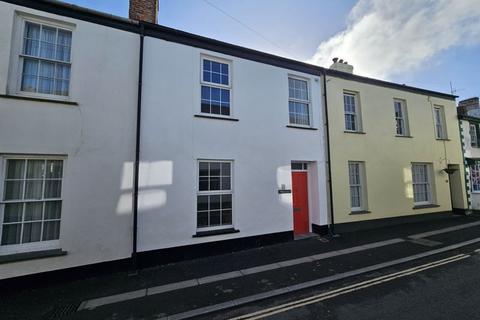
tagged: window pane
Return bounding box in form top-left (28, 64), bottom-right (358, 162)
top-left (199, 162), bottom-right (209, 176)
top-left (199, 177), bottom-right (208, 191)
top-left (210, 162), bottom-right (221, 176)
top-left (210, 210), bottom-right (221, 226)
top-left (56, 29), bottom-right (72, 62)
top-left (221, 209), bottom-right (232, 225)
top-left (6, 160), bottom-right (25, 179)
top-left (221, 162), bottom-right (231, 176)
top-left (24, 202), bottom-right (43, 221)
top-left (222, 194), bottom-right (232, 209)
top-left (4, 181), bottom-right (24, 201)
top-left (197, 195), bottom-right (208, 211)
top-left (221, 177), bottom-right (231, 190)
top-left (21, 58), bottom-right (39, 92)
top-left (40, 26), bottom-right (56, 59)
top-left (27, 160), bottom-right (45, 179)
top-left (4, 203), bottom-right (23, 223)
top-left (42, 221), bottom-right (60, 241)
top-left (197, 212), bottom-right (209, 228)
top-left (46, 160), bottom-right (63, 178)
top-left (209, 177), bottom-right (220, 190)
top-left (25, 180), bottom-right (43, 199)
top-left (22, 222), bottom-right (42, 243)
top-left (201, 86), bottom-right (210, 100)
top-left (44, 180), bottom-right (62, 198)
top-left (210, 195), bottom-right (221, 210)
top-left (45, 201), bottom-right (62, 219)
top-left (1, 224), bottom-right (21, 245)
top-left (23, 22), bottom-right (40, 56)
top-left (38, 61), bottom-right (55, 94)
top-left (203, 59), bottom-right (211, 71)
top-left (212, 61), bottom-right (220, 73)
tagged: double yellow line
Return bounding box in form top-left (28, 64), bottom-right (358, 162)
top-left (230, 253), bottom-right (470, 320)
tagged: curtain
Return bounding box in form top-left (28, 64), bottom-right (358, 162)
top-left (40, 26), bottom-right (56, 59)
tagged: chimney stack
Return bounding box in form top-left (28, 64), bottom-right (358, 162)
top-left (329, 57), bottom-right (354, 74)
top-left (129, 0), bottom-right (159, 24)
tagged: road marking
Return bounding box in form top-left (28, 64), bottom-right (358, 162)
top-left (230, 254), bottom-right (470, 320)
top-left (407, 238), bottom-right (443, 247)
top-left (408, 220), bottom-right (480, 239)
top-left (78, 238), bottom-right (403, 311)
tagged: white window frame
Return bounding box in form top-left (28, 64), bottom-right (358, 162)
top-left (348, 161), bottom-right (366, 211)
top-left (471, 164), bottom-right (480, 193)
top-left (470, 123), bottom-right (478, 147)
top-left (0, 155), bottom-right (65, 255)
top-left (200, 55), bottom-right (233, 118)
top-left (411, 163), bottom-right (434, 205)
top-left (394, 99), bottom-right (409, 136)
top-left (196, 159), bottom-right (234, 232)
top-left (344, 91), bottom-right (362, 132)
top-left (288, 76), bottom-right (312, 127)
top-left (433, 105), bottom-right (447, 139)
top-left (8, 13), bottom-right (75, 101)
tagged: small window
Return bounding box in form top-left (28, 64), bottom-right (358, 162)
top-left (291, 162), bottom-right (308, 171)
top-left (433, 105), bottom-right (447, 139)
top-left (470, 124), bottom-right (478, 147)
top-left (197, 161), bottom-right (233, 229)
top-left (412, 163), bottom-right (433, 205)
top-left (344, 92), bottom-right (361, 132)
top-left (288, 77), bottom-right (310, 126)
top-left (348, 161), bottom-right (366, 211)
top-left (471, 164), bottom-right (480, 193)
top-left (394, 99), bottom-right (409, 136)
top-left (19, 21), bottom-right (72, 96)
top-left (201, 58), bottom-right (231, 116)
top-left (1, 158), bottom-right (63, 246)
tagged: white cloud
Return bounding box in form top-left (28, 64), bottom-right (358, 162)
top-left (307, 0), bottom-right (480, 79)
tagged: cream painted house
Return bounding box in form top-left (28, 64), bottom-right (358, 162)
top-left (325, 60), bottom-right (468, 231)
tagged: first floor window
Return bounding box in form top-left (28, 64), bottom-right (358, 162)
top-left (433, 106), bottom-right (447, 139)
top-left (201, 57), bottom-right (231, 116)
top-left (470, 124), bottom-right (478, 147)
top-left (394, 99), bottom-right (409, 136)
top-left (344, 92), bottom-right (361, 131)
top-left (348, 161), bottom-right (365, 211)
top-left (412, 163), bottom-right (432, 204)
top-left (471, 164), bottom-right (480, 192)
top-left (1, 158), bottom-right (63, 246)
top-left (288, 77), bottom-right (310, 126)
top-left (197, 161), bottom-right (232, 229)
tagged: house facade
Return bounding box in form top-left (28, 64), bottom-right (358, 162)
top-left (0, 0), bottom-right (468, 282)
top-left (326, 61), bottom-right (468, 231)
top-left (458, 97), bottom-right (480, 211)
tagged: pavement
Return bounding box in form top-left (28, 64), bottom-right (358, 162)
top-left (2, 213), bottom-right (480, 320)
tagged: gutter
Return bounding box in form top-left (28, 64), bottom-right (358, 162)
top-left (131, 23), bottom-right (145, 269)
top-left (322, 70), bottom-right (336, 236)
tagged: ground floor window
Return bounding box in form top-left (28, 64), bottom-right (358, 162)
top-left (348, 161), bottom-right (366, 211)
top-left (412, 163), bottom-right (433, 205)
top-left (470, 164), bottom-right (480, 192)
top-left (1, 158), bottom-right (63, 246)
top-left (197, 160), bottom-right (233, 229)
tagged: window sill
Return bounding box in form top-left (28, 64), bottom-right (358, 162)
top-left (286, 125), bottom-right (318, 131)
top-left (0, 94), bottom-right (78, 106)
top-left (0, 248), bottom-right (66, 264)
top-left (344, 130), bottom-right (366, 134)
top-left (413, 204), bottom-right (441, 210)
top-left (436, 138), bottom-right (450, 141)
top-left (349, 210), bottom-right (371, 215)
top-left (193, 228), bottom-right (240, 238)
top-left (396, 135), bottom-right (413, 138)
top-left (194, 114), bottom-right (239, 121)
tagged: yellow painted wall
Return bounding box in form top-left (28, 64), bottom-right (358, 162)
top-left (326, 76), bottom-right (467, 224)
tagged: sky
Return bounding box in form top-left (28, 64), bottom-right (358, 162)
top-left (64, 0), bottom-right (480, 101)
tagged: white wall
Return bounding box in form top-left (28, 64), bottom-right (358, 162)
top-left (138, 37), bottom-right (329, 251)
top-left (0, 3), bottom-right (138, 279)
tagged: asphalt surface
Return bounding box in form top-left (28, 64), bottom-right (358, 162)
top-left (2, 213), bottom-right (480, 320)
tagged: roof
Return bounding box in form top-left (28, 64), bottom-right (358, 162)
top-left (3, 0), bottom-right (457, 101)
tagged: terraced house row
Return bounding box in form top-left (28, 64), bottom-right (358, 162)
top-left (0, 0), bottom-right (468, 282)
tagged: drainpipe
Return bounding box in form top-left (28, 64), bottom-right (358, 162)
top-left (321, 69), bottom-right (336, 236)
top-left (131, 23), bottom-right (144, 269)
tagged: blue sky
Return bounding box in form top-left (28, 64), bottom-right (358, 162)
top-left (65, 0), bottom-right (479, 101)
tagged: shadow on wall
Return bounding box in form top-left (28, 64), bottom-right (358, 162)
top-left (116, 161), bottom-right (173, 215)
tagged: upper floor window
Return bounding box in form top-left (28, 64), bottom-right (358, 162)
top-left (201, 57), bottom-right (231, 116)
top-left (344, 92), bottom-right (361, 132)
top-left (470, 124), bottom-right (478, 147)
top-left (412, 163), bottom-right (433, 205)
top-left (1, 158), bottom-right (63, 247)
top-left (20, 21), bottom-right (72, 96)
top-left (288, 77), bottom-right (310, 126)
top-left (471, 164), bottom-right (480, 193)
top-left (394, 99), bottom-right (409, 136)
top-left (433, 105), bottom-right (447, 139)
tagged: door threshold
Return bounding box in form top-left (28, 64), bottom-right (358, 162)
top-left (294, 233), bottom-right (317, 240)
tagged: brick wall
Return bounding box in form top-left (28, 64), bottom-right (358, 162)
top-left (129, 0), bottom-right (158, 23)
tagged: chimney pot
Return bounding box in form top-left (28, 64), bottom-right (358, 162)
top-left (129, 0), bottom-right (159, 23)
top-left (332, 57), bottom-right (339, 63)
top-left (338, 59), bottom-right (344, 63)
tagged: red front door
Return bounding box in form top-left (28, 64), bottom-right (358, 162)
top-left (292, 171), bottom-right (309, 235)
